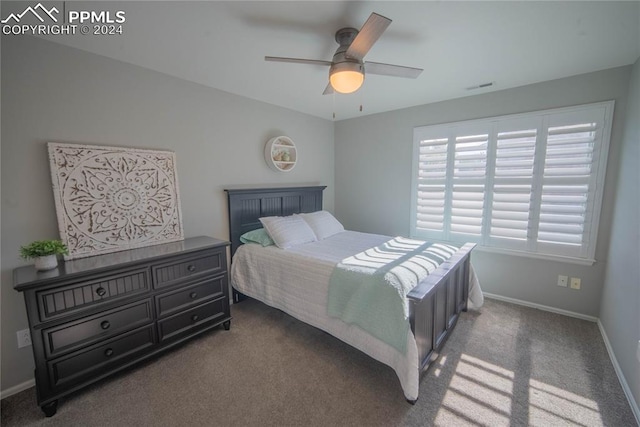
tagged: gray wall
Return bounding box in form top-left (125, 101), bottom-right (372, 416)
top-left (600, 58), bottom-right (640, 411)
top-left (335, 66), bottom-right (632, 317)
top-left (0, 36), bottom-right (334, 392)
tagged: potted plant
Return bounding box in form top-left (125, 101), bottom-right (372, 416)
top-left (20, 240), bottom-right (68, 271)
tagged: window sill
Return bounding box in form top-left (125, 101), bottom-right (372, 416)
top-left (473, 245), bottom-right (596, 266)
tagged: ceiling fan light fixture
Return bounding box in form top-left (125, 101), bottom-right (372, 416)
top-left (266, 13), bottom-right (422, 96)
top-left (329, 62), bottom-right (364, 94)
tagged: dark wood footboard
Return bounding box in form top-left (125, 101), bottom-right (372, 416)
top-left (407, 242), bottom-right (475, 372)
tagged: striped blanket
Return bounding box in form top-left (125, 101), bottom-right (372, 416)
top-left (327, 237), bottom-right (458, 353)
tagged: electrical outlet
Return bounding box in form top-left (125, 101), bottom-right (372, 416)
top-left (557, 275), bottom-right (568, 287)
top-left (570, 277), bottom-right (581, 290)
top-left (16, 329), bottom-right (31, 348)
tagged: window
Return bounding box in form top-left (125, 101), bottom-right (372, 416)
top-left (410, 101), bottom-right (614, 264)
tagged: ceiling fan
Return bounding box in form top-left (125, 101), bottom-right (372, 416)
top-left (265, 12), bottom-right (423, 95)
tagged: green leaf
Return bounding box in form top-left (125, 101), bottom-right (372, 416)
top-left (19, 240), bottom-right (69, 259)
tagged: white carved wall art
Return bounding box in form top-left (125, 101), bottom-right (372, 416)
top-left (48, 142), bottom-right (184, 260)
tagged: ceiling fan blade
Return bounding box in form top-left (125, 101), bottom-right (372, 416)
top-left (265, 56), bottom-right (332, 67)
top-left (345, 13), bottom-right (392, 61)
top-left (322, 83), bottom-right (334, 95)
top-left (365, 61), bottom-right (423, 79)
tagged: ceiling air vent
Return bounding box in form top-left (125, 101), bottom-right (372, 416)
top-left (466, 82), bottom-right (494, 91)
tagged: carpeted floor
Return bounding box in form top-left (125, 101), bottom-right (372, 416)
top-left (1, 298), bottom-right (636, 426)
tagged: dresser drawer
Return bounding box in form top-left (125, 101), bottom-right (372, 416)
top-left (152, 249), bottom-right (225, 290)
top-left (48, 325), bottom-right (156, 389)
top-left (158, 298), bottom-right (228, 343)
top-left (155, 275), bottom-right (226, 318)
top-left (43, 300), bottom-right (153, 359)
top-left (36, 268), bottom-right (149, 322)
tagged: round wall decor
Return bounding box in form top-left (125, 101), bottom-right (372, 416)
top-left (265, 136), bottom-right (297, 172)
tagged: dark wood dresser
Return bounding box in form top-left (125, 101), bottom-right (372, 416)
top-left (13, 236), bottom-right (231, 417)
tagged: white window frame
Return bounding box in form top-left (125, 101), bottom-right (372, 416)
top-left (410, 101), bottom-right (614, 265)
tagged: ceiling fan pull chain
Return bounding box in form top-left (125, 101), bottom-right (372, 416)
top-left (333, 92), bottom-right (336, 120)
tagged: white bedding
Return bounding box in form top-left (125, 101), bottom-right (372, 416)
top-left (230, 230), bottom-right (482, 401)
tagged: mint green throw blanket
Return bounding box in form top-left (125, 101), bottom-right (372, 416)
top-left (327, 237), bottom-right (458, 354)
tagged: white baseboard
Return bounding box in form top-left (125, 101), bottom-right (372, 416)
top-left (0, 378), bottom-right (34, 400)
top-left (597, 320), bottom-right (640, 426)
top-left (482, 292), bottom-right (598, 322)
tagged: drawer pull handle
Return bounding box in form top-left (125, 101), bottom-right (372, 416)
top-left (191, 314), bottom-right (199, 322)
top-left (96, 287), bottom-right (107, 297)
top-left (187, 265), bottom-right (196, 272)
top-left (104, 348), bottom-right (114, 357)
top-left (190, 292), bottom-right (198, 299)
top-left (101, 320), bottom-right (111, 330)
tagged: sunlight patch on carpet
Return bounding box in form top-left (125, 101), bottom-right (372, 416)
top-left (434, 353), bottom-right (604, 426)
top-left (435, 354), bottom-right (514, 426)
top-left (529, 378), bottom-right (603, 426)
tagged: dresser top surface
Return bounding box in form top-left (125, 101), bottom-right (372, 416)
top-left (14, 236), bottom-right (229, 290)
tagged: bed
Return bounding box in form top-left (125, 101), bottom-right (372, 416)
top-left (225, 186), bottom-right (480, 402)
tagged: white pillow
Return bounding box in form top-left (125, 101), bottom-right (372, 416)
top-left (259, 215), bottom-right (317, 249)
top-left (298, 211), bottom-right (345, 240)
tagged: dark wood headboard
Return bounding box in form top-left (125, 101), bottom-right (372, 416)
top-left (224, 186), bottom-right (326, 256)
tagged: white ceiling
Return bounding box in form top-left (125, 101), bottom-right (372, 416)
top-left (33, 1), bottom-right (640, 120)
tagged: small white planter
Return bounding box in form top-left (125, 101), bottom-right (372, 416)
top-left (34, 255), bottom-right (58, 271)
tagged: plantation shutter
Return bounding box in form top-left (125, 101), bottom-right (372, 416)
top-left (449, 132), bottom-right (488, 241)
top-left (535, 109), bottom-right (607, 258)
top-left (488, 121), bottom-right (537, 251)
top-left (413, 132), bottom-right (449, 239)
top-left (411, 101), bottom-right (613, 263)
